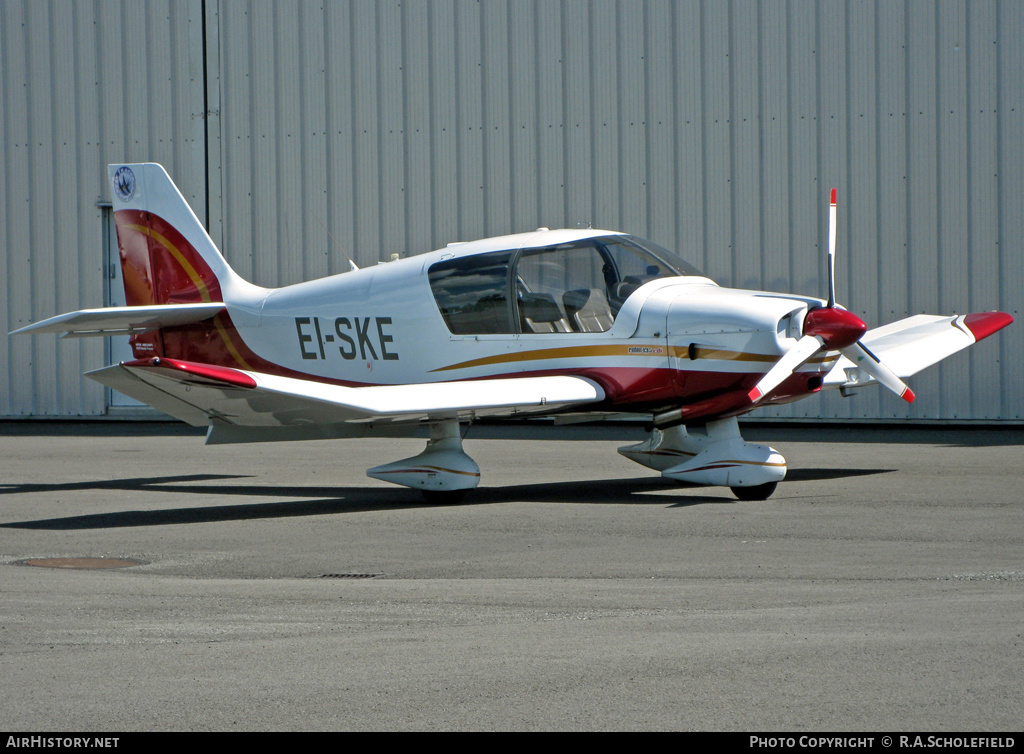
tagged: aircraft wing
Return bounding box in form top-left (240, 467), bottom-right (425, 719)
top-left (823, 311), bottom-right (1012, 389)
top-left (9, 304), bottom-right (225, 338)
top-left (87, 357), bottom-right (605, 438)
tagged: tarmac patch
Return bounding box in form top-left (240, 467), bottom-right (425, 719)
top-left (16, 557), bottom-right (147, 570)
top-left (943, 571), bottom-right (1024, 582)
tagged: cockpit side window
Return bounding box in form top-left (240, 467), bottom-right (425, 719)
top-left (517, 243), bottom-right (614, 333)
top-left (428, 250), bottom-right (516, 334)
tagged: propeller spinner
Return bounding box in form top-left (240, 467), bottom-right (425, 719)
top-left (748, 189), bottom-right (915, 405)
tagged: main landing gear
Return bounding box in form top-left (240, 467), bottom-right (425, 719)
top-left (367, 416), bottom-right (785, 502)
top-left (618, 416), bottom-right (786, 500)
top-left (366, 420), bottom-right (480, 503)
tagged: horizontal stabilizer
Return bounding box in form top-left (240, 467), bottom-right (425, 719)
top-left (86, 358), bottom-right (605, 436)
top-left (10, 303), bottom-right (225, 338)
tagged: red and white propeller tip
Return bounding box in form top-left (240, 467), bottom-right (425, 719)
top-left (841, 341), bottom-right (916, 404)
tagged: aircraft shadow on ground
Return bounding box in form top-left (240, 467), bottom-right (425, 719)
top-left (0, 468), bottom-right (894, 530)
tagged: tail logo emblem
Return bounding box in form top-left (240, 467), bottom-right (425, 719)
top-left (113, 166), bottom-right (136, 202)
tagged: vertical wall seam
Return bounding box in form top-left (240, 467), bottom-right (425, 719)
top-left (201, 0), bottom-right (211, 230)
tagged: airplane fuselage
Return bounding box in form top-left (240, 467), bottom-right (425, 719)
top-left (137, 228), bottom-right (831, 425)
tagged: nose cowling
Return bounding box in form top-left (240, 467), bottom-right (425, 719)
top-left (803, 307), bottom-right (867, 350)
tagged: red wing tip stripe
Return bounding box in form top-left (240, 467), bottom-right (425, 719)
top-left (962, 312), bottom-right (1014, 342)
top-left (748, 387), bottom-right (763, 402)
top-left (901, 387), bottom-right (916, 404)
top-left (830, 188), bottom-right (837, 205)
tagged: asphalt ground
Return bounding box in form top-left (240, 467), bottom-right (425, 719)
top-left (1, 421), bottom-right (1022, 732)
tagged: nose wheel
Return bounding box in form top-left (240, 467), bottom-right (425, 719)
top-left (619, 418), bottom-right (787, 499)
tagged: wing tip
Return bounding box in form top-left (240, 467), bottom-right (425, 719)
top-left (962, 312), bottom-right (1014, 342)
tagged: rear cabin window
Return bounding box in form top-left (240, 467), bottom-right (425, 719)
top-left (428, 236), bottom-right (702, 335)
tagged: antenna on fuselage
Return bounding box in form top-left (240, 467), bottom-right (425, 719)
top-left (311, 210), bottom-right (358, 272)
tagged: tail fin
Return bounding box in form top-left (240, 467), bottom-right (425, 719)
top-left (109, 164), bottom-right (245, 306)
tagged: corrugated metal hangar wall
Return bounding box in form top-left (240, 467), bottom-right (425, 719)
top-left (2, 0), bottom-right (1021, 422)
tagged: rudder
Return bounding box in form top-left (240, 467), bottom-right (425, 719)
top-left (109, 164), bottom-right (243, 306)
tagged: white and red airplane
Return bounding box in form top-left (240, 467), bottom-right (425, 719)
top-left (14, 164), bottom-right (1012, 501)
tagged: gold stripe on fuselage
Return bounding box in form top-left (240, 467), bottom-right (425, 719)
top-left (433, 343), bottom-right (837, 373)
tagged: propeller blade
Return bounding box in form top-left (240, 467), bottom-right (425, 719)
top-left (841, 341), bottom-right (916, 403)
top-left (827, 188), bottom-right (837, 308)
top-left (749, 190), bottom-right (916, 408)
top-left (748, 335), bottom-right (823, 404)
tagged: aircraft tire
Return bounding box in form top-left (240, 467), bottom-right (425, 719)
top-left (420, 489), bottom-right (469, 505)
top-left (730, 482), bottom-right (777, 501)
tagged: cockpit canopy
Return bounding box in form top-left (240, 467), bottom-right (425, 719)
top-left (428, 235), bottom-right (703, 335)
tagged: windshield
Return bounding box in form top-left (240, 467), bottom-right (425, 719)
top-left (608, 235), bottom-right (704, 279)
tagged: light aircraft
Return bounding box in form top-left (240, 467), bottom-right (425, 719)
top-left (14, 164), bottom-right (1012, 501)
